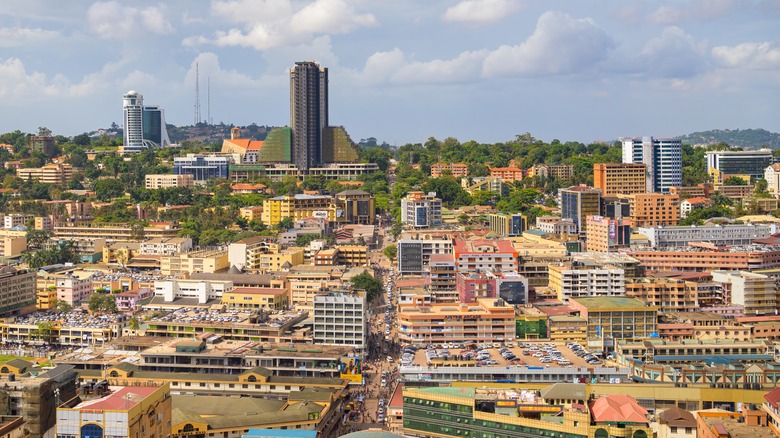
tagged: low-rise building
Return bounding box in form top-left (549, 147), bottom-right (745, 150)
top-left (144, 173), bottom-right (195, 189)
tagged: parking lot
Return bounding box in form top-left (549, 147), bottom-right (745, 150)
top-left (403, 341), bottom-right (603, 368)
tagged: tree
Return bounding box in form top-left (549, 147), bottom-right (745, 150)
top-left (723, 176), bottom-right (748, 186)
top-left (383, 244), bottom-right (397, 260)
top-left (350, 272), bottom-right (382, 302)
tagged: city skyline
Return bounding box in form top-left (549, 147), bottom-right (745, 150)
top-left (0, 1), bottom-right (778, 145)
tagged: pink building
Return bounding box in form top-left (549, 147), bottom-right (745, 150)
top-left (116, 288), bottom-right (154, 311)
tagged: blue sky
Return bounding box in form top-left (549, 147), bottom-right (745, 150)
top-left (0, 0), bottom-right (778, 145)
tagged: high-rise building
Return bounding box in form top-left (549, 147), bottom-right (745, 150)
top-left (621, 136), bottom-right (682, 193)
top-left (706, 149), bottom-right (773, 180)
top-left (559, 185), bottom-right (601, 235)
top-left (290, 61), bottom-right (328, 170)
top-left (593, 163), bottom-right (647, 196)
top-left (122, 90), bottom-right (170, 153)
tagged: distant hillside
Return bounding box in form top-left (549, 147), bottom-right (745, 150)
top-left (678, 128), bottom-right (780, 149)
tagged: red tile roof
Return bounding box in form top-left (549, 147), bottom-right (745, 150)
top-left (589, 395), bottom-right (648, 424)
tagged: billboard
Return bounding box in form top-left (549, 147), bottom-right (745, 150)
top-left (339, 356), bottom-right (363, 384)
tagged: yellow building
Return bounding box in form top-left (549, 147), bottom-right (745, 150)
top-left (239, 206), bottom-right (264, 222)
top-left (55, 384), bottom-right (171, 438)
top-left (222, 287), bottom-right (289, 310)
top-left (160, 249), bottom-right (229, 275)
top-left (262, 194), bottom-right (337, 227)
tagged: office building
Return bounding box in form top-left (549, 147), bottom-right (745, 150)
top-left (625, 192), bottom-right (680, 227)
top-left (397, 298), bottom-right (515, 345)
top-left (313, 292), bottom-right (366, 350)
top-left (0, 266), bottom-right (36, 316)
top-left (569, 296), bottom-right (658, 344)
top-left (593, 163), bottom-right (647, 196)
top-left (707, 149), bottom-right (772, 179)
top-left (559, 185), bottom-right (601, 234)
top-left (290, 61), bottom-right (328, 171)
top-left (431, 162), bottom-right (468, 178)
top-left (173, 154), bottom-right (230, 181)
top-left (397, 237), bottom-right (453, 275)
top-left (639, 223), bottom-right (776, 248)
top-left (586, 216), bottom-right (630, 252)
top-left (711, 270), bottom-right (780, 316)
top-left (487, 213), bottom-right (527, 237)
top-left (622, 136), bottom-right (682, 193)
top-left (144, 174), bottom-right (195, 189)
top-left (548, 262), bottom-right (625, 304)
top-left (16, 163), bottom-right (74, 185)
top-left (56, 384), bottom-right (172, 438)
top-left (400, 191), bottom-right (443, 229)
top-left (122, 90), bottom-right (170, 153)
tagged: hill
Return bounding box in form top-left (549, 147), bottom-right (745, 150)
top-left (678, 128), bottom-right (780, 149)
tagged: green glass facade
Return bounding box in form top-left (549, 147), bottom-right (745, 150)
top-left (259, 127), bottom-right (292, 163)
top-left (403, 396), bottom-right (586, 438)
top-left (322, 126), bottom-right (360, 163)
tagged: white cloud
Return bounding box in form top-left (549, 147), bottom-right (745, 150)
top-left (647, 0), bottom-right (735, 25)
top-left (482, 11), bottom-right (614, 76)
top-left (87, 1), bottom-right (174, 39)
top-left (443, 0), bottom-right (521, 25)
top-left (641, 27), bottom-right (707, 78)
top-left (712, 42), bottom-right (780, 69)
top-left (188, 0), bottom-right (376, 50)
top-left (0, 27), bottom-right (59, 48)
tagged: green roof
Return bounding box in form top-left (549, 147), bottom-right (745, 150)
top-left (571, 296), bottom-right (652, 309)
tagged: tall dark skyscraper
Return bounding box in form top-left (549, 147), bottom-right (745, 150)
top-left (290, 61), bottom-right (328, 171)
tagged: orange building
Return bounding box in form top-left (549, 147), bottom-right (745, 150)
top-left (593, 163), bottom-right (647, 196)
top-left (489, 166), bottom-right (524, 182)
top-left (625, 192), bottom-right (680, 227)
top-left (431, 163), bottom-right (468, 178)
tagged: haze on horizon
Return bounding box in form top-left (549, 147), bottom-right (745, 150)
top-left (0, 0), bottom-right (778, 145)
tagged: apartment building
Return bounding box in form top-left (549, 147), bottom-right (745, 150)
top-left (144, 173), bottom-right (195, 189)
top-left (56, 275), bottom-right (94, 307)
top-left (431, 162), bottom-right (468, 178)
top-left (711, 270), bottom-right (780, 316)
top-left (397, 237), bottom-right (453, 275)
top-left (560, 185), bottom-right (601, 235)
top-left (593, 163), bottom-right (647, 196)
top-left (153, 279), bottom-right (233, 304)
top-left (0, 232), bottom-right (26, 257)
top-left (535, 216), bottom-right (577, 234)
top-left (570, 296), bottom-right (659, 342)
top-left (586, 216), bottom-right (631, 252)
top-left (488, 213), bottom-right (527, 237)
top-left (453, 239), bottom-right (518, 272)
top-left (489, 166), bottom-right (525, 182)
top-left (548, 262), bottom-right (625, 304)
top-left (639, 224), bottom-right (776, 248)
top-left (397, 298), bottom-right (516, 345)
top-left (313, 292), bottom-right (367, 350)
top-left (139, 237), bottom-right (193, 256)
top-left (16, 163), bottom-right (74, 184)
top-left (400, 191), bottom-right (443, 229)
top-left (160, 249), bottom-right (229, 276)
top-left (625, 278), bottom-right (698, 312)
top-left (532, 163), bottom-right (574, 180)
top-left (0, 266), bottom-right (36, 316)
top-left (625, 192), bottom-right (680, 227)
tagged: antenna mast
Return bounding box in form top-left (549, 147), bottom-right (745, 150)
top-left (194, 63), bottom-right (201, 125)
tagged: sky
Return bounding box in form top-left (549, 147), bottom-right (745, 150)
top-left (0, 0), bottom-right (779, 146)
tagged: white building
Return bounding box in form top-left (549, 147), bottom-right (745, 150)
top-left (638, 224), bottom-right (777, 248)
top-left (400, 191), bottom-right (442, 229)
top-left (622, 136), bottom-right (682, 193)
top-left (139, 237), bottom-right (193, 256)
top-left (153, 279), bottom-right (233, 305)
top-left (766, 163), bottom-right (780, 197)
top-left (548, 263), bottom-right (625, 304)
top-left (313, 292), bottom-right (367, 351)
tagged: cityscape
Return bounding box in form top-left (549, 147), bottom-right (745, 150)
top-left (1, 2), bottom-right (780, 438)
